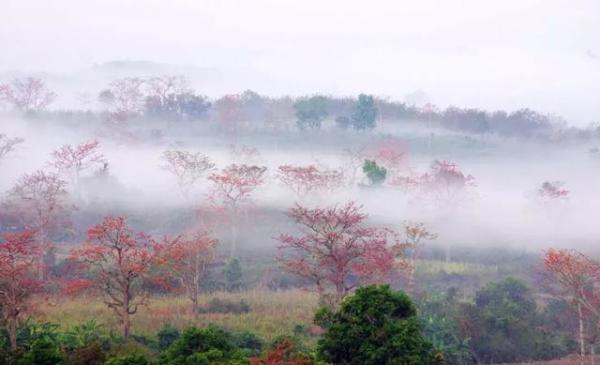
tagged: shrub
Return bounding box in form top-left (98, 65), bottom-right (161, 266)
top-left (362, 160), bottom-right (387, 185)
top-left (316, 284), bottom-right (432, 365)
top-left (157, 323), bottom-right (181, 351)
top-left (104, 354), bottom-right (149, 365)
top-left (200, 298), bottom-right (250, 314)
top-left (66, 341), bottom-right (107, 365)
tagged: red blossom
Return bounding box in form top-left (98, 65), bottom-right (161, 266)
top-left (277, 202), bottom-right (396, 306)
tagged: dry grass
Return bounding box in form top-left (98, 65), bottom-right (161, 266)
top-left (37, 289), bottom-right (319, 341)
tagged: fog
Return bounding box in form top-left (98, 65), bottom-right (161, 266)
top-left (2, 0), bottom-right (600, 125)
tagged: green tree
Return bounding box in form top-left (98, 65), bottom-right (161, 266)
top-left (224, 257), bottom-right (244, 292)
top-left (294, 96), bottom-right (328, 130)
top-left (351, 94), bottom-right (377, 130)
top-left (315, 285), bottom-right (432, 365)
top-left (362, 160), bottom-right (387, 185)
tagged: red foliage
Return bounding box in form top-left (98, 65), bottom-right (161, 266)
top-left (365, 137), bottom-right (410, 176)
top-left (4, 170), bottom-right (69, 280)
top-left (69, 216), bottom-right (163, 338)
top-left (0, 230), bottom-right (40, 351)
top-left (250, 339), bottom-right (314, 365)
top-left (160, 231), bottom-right (217, 313)
top-left (277, 202), bottom-right (396, 305)
top-left (50, 140), bottom-right (106, 181)
top-left (409, 160), bottom-right (476, 205)
top-left (208, 164), bottom-right (267, 209)
top-left (277, 165), bottom-right (344, 198)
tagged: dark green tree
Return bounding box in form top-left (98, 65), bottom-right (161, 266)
top-left (294, 96), bottom-right (328, 129)
top-left (315, 285), bottom-right (432, 365)
top-left (362, 160), bottom-right (387, 185)
top-left (224, 257), bottom-right (244, 292)
top-left (351, 94), bottom-right (377, 130)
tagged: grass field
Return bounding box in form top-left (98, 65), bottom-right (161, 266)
top-left (37, 289), bottom-right (319, 342)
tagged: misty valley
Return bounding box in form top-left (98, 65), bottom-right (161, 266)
top-left (0, 72), bottom-right (599, 365)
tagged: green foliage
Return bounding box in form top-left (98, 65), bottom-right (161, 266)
top-left (66, 342), bottom-right (107, 365)
top-left (418, 289), bottom-right (475, 365)
top-left (157, 323), bottom-right (181, 351)
top-left (159, 326), bottom-right (251, 365)
top-left (464, 277), bottom-right (571, 363)
top-left (104, 354), bottom-right (149, 365)
top-left (233, 331), bottom-right (263, 357)
top-left (18, 336), bottom-right (62, 365)
top-left (351, 94), bottom-right (377, 130)
top-left (224, 258), bottom-right (244, 292)
top-left (362, 160), bottom-right (387, 185)
top-left (316, 285), bottom-right (432, 365)
top-left (294, 96), bottom-right (328, 130)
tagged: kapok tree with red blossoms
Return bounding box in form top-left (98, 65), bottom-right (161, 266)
top-left (69, 216), bottom-right (163, 339)
top-left (419, 160), bottom-right (476, 206)
top-left (161, 150), bottom-right (215, 198)
top-left (161, 230), bottom-right (217, 314)
top-left (276, 165), bottom-right (344, 199)
top-left (50, 140), bottom-right (106, 184)
top-left (4, 170), bottom-right (69, 280)
top-left (277, 202), bottom-right (397, 307)
top-left (208, 164), bottom-right (267, 257)
top-left (543, 248), bottom-right (600, 364)
top-left (0, 230), bottom-right (40, 352)
top-left (3, 77), bottom-right (56, 113)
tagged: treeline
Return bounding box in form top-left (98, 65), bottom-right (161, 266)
top-left (2, 76), bottom-right (599, 142)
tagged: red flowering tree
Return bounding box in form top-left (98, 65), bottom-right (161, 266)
top-left (161, 150), bottom-right (215, 198)
top-left (69, 216), bottom-right (163, 339)
top-left (276, 165), bottom-right (344, 199)
top-left (161, 231), bottom-right (217, 314)
top-left (4, 77), bottom-right (56, 113)
top-left (208, 164), bottom-right (267, 257)
top-left (419, 160), bottom-right (475, 205)
top-left (4, 170), bottom-right (69, 280)
top-left (365, 137), bottom-right (410, 179)
top-left (0, 230), bottom-right (40, 352)
top-left (543, 248), bottom-right (600, 364)
top-left (50, 140), bottom-right (106, 184)
top-left (277, 202), bottom-right (396, 306)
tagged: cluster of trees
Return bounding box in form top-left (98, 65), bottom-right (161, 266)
top-left (3, 75), bottom-right (599, 142)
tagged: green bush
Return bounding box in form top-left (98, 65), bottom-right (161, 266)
top-left (157, 323), bottom-right (180, 351)
top-left (316, 284), bottom-right (432, 365)
top-left (362, 160), bottom-right (387, 185)
top-left (104, 354), bottom-right (149, 365)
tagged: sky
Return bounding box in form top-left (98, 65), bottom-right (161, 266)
top-left (1, 0), bottom-right (599, 125)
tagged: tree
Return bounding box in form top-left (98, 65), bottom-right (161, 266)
top-left (396, 222), bottom-right (437, 294)
top-left (69, 216), bottom-right (164, 339)
top-left (144, 75), bottom-right (210, 121)
top-left (99, 77), bottom-right (146, 117)
top-left (0, 133), bottom-right (24, 162)
top-left (162, 231), bottom-right (217, 314)
top-left (161, 150), bottom-right (215, 198)
top-left (465, 278), bottom-right (541, 364)
top-left (294, 96), bottom-right (328, 130)
top-left (419, 160), bottom-right (475, 206)
top-left (208, 164), bottom-right (267, 257)
top-left (365, 137), bottom-right (409, 178)
top-left (315, 285), bottom-right (432, 365)
top-left (224, 257), bottom-right (244, 292)
top-left (0, 230), bottom-right (40, 352)
top-left (350, 94), bottom-right (377, 130)
top-left (362, 160), bottom-right (387, 186)
top-left (49, 140), bottom-right (106, 185)
top-left (543, 248), bottom-right (600, 365)
top-left (277, 202), bottom-right (396, 306)
top-left (276, 165), bottom-right (343, 199)
top-left (5, 77), bottom-right (56, 113)
top-left (4, 170), bottom-right (68, 280)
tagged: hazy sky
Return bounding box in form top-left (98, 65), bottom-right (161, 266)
top-left (1, 0), bottom-right (599, 125)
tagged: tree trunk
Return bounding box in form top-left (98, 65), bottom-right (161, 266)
top-left (579, 302), bottom-right (585, 365)
top-left (122, 292), bottom-right (130, 339)
top-left (592, 343), bottom-right (596, 365)
top-left (230, 224), bottom-right (238, 258)
top-left (8, 311), bottom-right (17, 352)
